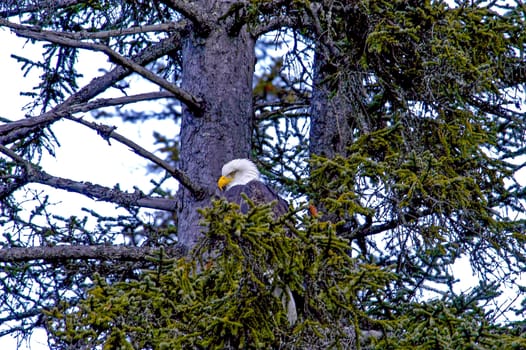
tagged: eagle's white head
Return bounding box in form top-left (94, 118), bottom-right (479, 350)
top-left (217, 158), bottom-right (260, 191)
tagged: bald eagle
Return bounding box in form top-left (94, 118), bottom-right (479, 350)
top-left (217, 158), bottom-right (288, 217)
top-left (217, 158), bottom-right (297, 325)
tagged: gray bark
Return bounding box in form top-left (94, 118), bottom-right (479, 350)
top-left (308, 9), bottom-right (372, 260)
top-left (309, 51), bottom-right (370, 159)
top-left (308, 3), bottom-right (370, 159)
top-left (177, 1), bottom-right (255, 249)
top-left (309, 50), bottom-right (354, 159)
top-left (0, 245), bottom-right (185, 263)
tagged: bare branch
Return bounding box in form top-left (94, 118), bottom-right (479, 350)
top-left (0, 34), bottom-right (181, 145)
top-left (0, 0), bottom-right (82, 17)
top-left (0, 110), bottom-right (68, 143)
top-left (70, 91), bottom-right (175, 113)
top-left (353, 209), bottom-right (435, 239)
top-left (37, 173), bottom-right (178, 211)
top-left (0, 309), bottom-right (41, 326)
top-left (0, 245), bottom-right (185, 263)
top-left (54, 23), bottom-right (182, 40)
top-left (251, 16), bottom-right (299, 37)
top-left (0, 144), bottom-right (178, 211)
top-left (0, 18), bottom-right (182, 39)
top-left (65, 115), bottom-right (206, 199)
top-left (5, 22), bottom-right (203, 113)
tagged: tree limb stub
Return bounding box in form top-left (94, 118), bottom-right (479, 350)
top-left (159, 0), bottom-right (212, 35)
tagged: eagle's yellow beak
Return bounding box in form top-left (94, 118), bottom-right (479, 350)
top-left (217, 175), bottom-right (233, 191)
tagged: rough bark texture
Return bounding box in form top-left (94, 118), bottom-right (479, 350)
top-left (308, 3), bottom-right (370, 159)
top-left (177, 1), bottom-right (255, 249)
top-left (308, 16), bottom-right (371, 258)
top-left (309, 52), bottom-right (370, 159)
top-left (309, 51), bottom-right (353, 159)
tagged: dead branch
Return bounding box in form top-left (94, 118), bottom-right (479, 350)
top-left (0, 19), bottom-right (180, 39)
top-left (0, 244), bottom-right (186, 263)
top-left (0, 144), bottom-right (179, 211)
top-left (4, 21), bottom-right (203, 113)
top-left (69, 91), bottom-right (175, 113)
top-left (65, 115), bottom-right (206, 199)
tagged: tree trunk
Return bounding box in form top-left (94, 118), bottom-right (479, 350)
top-left (309, 53), bottom-right (371, 159)
top-left (177, 2), bottom-right (255, 249)
top-left (309, 51), bottom-right (354, 159)
top-left (308, 11), bottom-right (371, 259)
top-left (308, 3), bottom-right (370, 159)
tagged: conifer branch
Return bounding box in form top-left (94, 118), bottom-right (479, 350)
top-left (0, 245), bottom-right (185, 263)
top-left (6, 23), bottom-right (203, 113)
top-left (69, 92), bottom-right (175, 113)
top-left (0, 19), bottom-right (181, 39)
top-left (65, 115), bottom-right (206, 199)
top-left (0, 35), bottom-right (180, 145)
top-left (0, 0), bottom-right (82, 17)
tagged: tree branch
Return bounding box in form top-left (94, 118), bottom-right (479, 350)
top-left (68, 91), bottom-right (176, 113)
top-left (0, 0), bottom-right (82, 18)
top-left (357, 209), bottom-right (435, 238)
top-left (252, 16), bottom-right (298, 37)
top-left (5, 22), bottom-right (203, 113)
top-left (50, 23), bottom-right (181, 40)
top-left (0, 245), bottom-right (186, 263)
top-left (0, 19), bottom-right (180, 39)
top-left (65, 115), bottom-right (206, 199)
top-left (247, 0), bottom-right (309, 36)
top-left (0, 144), bottom-right (178, 211)
top-left (0, 309), bottom-right (42, 326)
top-left (0, 34), bottom-right (181, 145)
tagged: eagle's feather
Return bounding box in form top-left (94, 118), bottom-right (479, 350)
top-left (224, 180), bottom-right (288, 217)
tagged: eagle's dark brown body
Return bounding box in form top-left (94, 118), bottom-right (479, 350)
top-left (223, 179), bottom-right (288, 217)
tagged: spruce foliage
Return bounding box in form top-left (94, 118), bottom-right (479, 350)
top-left (47, 198), bottom-right (400, 349)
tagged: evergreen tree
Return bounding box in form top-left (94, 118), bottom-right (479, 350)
top-left (0, 1), bottom-right (525, 349)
